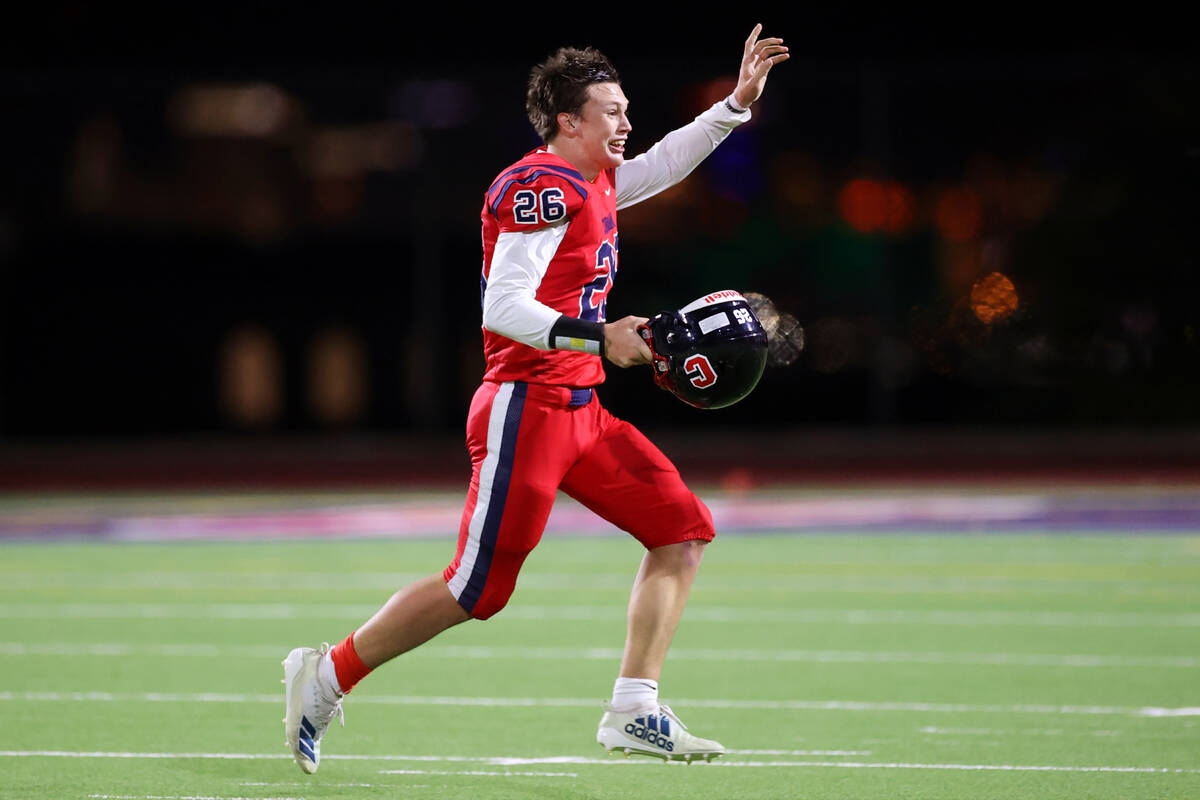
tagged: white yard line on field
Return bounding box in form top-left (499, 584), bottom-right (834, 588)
top-left (2, 576), bottom-right (1196, 597)
top-left (1, 641), bottom-right (1195, 668)
top-left (378, 769), bottom-right (576, 777)
top-left (87, 796), bottom-right (303, 800)
top-left (710, 761), bottom-right (1200, 773)
top-left (0, 694), bottom-right (1197, 716)
top-left (1, 752), bottom-right (1193, 776)
top-left (241, 783), bottom-right (376, 788)
top-left (505, 607), bottom-right (1200, 627)
top-left (2, 601), bottom-right (1198, 626)
top-left (729, 749), bottom-right (872, 756)
top-left (918, 726), bottom-right (1137, 738)
top-left (919, 726), bottom-right (1066, 737)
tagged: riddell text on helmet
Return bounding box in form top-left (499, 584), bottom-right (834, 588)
top-left (700, 290), bottom-right (742, 305)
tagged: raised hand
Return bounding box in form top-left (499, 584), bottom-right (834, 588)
top-left (731, 23), bottom-right (789, 110)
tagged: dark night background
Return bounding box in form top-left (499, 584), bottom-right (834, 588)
top-left (1, 7), bottom-right (1197, 483)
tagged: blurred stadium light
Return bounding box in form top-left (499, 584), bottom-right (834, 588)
top-left (0, 13), bottom-right (1197, 455)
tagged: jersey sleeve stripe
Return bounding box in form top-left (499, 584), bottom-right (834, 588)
top-left (491, 162), bottom-right (586, 187)
top-left (487, 170), bottom-right (589, 218)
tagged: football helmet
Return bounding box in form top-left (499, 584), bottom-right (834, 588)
top-left (637, 290), bottom-right (768, 410)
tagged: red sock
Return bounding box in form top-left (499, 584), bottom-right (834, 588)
top-left (329, 632), bottom-right (372, 694)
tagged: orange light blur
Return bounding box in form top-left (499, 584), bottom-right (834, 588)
top-left (882, 181), bottom-right (915, 234)
top-left (837, 179), bottom-right (914, 234)
top-left (701, 77), bottom-right (739, 108)
top-left (168, 84), bottom-right (293, 138)
top-left (970, 272), bottom-right (1019, 324)
top-left (934, 186), bottom-right (983, 242)
top-left (219, 325), bottom-right (284, 427)
top-left (837, 179), bottom-right (886, 233)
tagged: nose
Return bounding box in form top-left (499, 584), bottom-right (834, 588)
top-left (619, 113), bottom-right (631, 134)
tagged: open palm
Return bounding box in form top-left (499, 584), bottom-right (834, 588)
top-left (732, 23), bottom-right (789, 109)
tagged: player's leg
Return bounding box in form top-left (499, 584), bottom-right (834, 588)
top-left (283, 574), bottom-right (471, 773)
top-left (351, 575), bottom-right (471, 666)
top-left (442, 381), bottom-right (581, 620)
top-left (283, 381), bottom-right (575, 774)
top-left (620, 538), bottom-right (708, 680)
top-left (560, 407), bottom-right (723, 762)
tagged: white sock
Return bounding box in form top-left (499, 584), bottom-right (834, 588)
top-left (611, 677), bottom-right (658, 710)
top-left (318, 651), bottom-right (344, 698)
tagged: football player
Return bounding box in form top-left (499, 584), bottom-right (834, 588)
top-left (284, 24), bottom-right (788, 771)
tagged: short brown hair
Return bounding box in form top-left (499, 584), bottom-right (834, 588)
top-left (526, 47), bottom-right (620, 143)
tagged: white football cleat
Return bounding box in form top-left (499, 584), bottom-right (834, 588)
top-left (596, 702), bottom-right (725, 763)
top-left (282, 643), bottom-right (345, 774)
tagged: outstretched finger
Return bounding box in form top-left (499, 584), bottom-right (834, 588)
top-left (743, 23), bottom-right (763, 55)
top-left (755, 52), bottom-right (790, 79)
top-left (754, 43), bottom-right (789, 60)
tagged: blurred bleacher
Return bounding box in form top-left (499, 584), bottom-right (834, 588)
top-left (3, 428), bottom-right (1200, 491)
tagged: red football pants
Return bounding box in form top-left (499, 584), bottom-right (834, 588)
top-left (443, 381), bottom-right (715, 619)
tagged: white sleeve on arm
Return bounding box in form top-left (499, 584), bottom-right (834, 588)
top-left (614, 95), bottom-right (752, 210)
top-left (481, 225), bottom-right (569, 350)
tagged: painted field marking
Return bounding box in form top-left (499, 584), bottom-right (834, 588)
top-left (919, 726), bottom-right (1066, 737)
top-left (2, 641), bottom-right (1195, 669)
top-left (6, 488), bottom-right (1198, 542)
top-left (416, 645), bottom-right (1200, 669)
top-left (1139, 707), bottom-right (1200, 717)
top-left (378, 769), bottom-right (576, 777)
top-left (0, 695), bottom-right (1197, 716)
top-left (241, 783), bottom-right (375, 788)
top-left (917, 726), bottom-right (1133, 738)
top-left (710, 761), bottom-right (1200, 774)
top-left (87, 796), bottom-right (304, 800)
top-left (5, 569), bottom-right (1200, 596)
top-left (729, 749), bottom-right (871, 756)
top-left (2, 752), bottom-right (1195, 776)
top-left (3, 601), bottom-right (1198, 625)
top-left (519, 607), bottom-right (1200, 628)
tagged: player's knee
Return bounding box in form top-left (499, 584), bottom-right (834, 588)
top-left (681, 537), bottom-right (710, 569)
top-left (639, 493), bottom-right (715, 551)
top-left (464, 581), bottom-right (517, 620)
top-left (651, 536), bottom-right (709, 572)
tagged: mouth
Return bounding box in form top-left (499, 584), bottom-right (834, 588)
top-left (608, 138), bottom-right (626, 155)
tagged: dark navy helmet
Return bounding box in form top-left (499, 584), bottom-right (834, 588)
top-left (637, 290), bottom-right (768, 410)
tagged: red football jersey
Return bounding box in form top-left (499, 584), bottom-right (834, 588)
top-left (480, 149), bottom-right (619, 387)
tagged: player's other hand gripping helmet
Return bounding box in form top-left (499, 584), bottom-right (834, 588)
top-left (637, 290), bottom-right (768, 410)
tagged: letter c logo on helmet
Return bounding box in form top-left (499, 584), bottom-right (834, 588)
top-left (683, 354), bottom-right (717, 388)
top-left (637, 290), bottom-right (768, 410)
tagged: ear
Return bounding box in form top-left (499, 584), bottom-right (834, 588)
top-left (556, 111), bottom-right (577, 136)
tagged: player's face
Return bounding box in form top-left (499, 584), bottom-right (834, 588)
top-left (572, 82), bottom-right (631, 176)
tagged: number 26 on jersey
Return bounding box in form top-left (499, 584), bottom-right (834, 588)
top-left (512, 188), bottom-right (567, 225)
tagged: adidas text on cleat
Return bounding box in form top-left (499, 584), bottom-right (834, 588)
top-left (596, 703), bottom-right (724, 763)
top-left (282, 643), bottom-right (345, 774)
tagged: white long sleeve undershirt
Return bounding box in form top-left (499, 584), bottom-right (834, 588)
top-left (481, 224), bottom-right (570, 350)
top-left (481, 96), bottom-right (751, 351)
top-left (615, 96), bottom-right (751, 210)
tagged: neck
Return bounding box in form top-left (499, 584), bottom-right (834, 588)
top-left (546, 141), bottom-right (599, 181)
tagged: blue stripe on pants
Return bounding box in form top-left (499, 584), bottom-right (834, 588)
top-left (458, 381), bottom-right (527, 613)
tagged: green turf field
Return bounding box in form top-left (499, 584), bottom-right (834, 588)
top-left (1, 493), bottom-right (1198, 799)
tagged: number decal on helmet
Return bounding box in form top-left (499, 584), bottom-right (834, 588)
top-left (641, 291), bottom-right (769, 409)
top-left (683, 354), bottom-right (717, 388)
